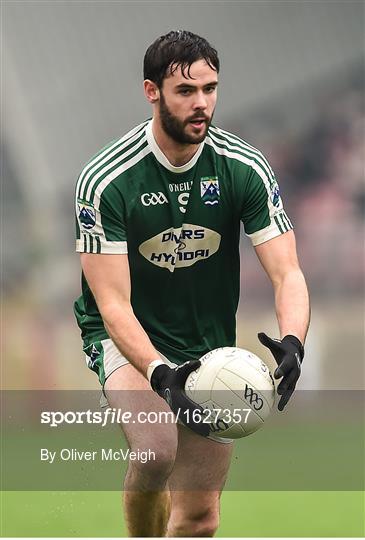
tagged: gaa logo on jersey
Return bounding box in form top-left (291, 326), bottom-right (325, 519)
top-left (78, 198), bottom-right (96, 230)
top-left (200, 177), bottom-right (220, 206)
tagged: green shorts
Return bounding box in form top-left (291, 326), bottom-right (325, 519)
top-left (83, 338), bottom-right (233, 445)
top-left (83, 337), bottom-right (174, 386)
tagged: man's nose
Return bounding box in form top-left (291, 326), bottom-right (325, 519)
top-left (193, 91), bottom-right (208, 110)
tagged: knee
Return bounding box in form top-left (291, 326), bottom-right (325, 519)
top-left (128, 446), bottom-right (176, 484)
top-left (172, 508), bottom-right (220, 537)
top-left (135, 447), bottom-right (175, 476)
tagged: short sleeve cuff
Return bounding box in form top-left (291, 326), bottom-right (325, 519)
top-left (76, 237), bottom-right (128, 254)
top-left (246, 211), bottom-right (293, 246)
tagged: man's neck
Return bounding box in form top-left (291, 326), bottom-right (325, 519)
top-left (151, 118), bottom-right (201, 167)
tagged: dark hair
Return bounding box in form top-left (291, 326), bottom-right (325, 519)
top-left (143, 30), bottom-right (219, 88)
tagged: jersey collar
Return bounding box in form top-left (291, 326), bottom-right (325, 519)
top-left (146, 120), bottom-right (205, 174)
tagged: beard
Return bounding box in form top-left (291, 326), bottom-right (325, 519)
top-left (159, 91), bottom-right (213, 145)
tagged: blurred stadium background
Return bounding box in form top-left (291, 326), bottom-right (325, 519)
top-left (2, 0), bottom-right (364, 536)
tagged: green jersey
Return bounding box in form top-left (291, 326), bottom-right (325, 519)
top-left (74, 120), bottom-right (292, 370)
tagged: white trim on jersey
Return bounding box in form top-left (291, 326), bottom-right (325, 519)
top-left (209, 125), bottom-right (276, 179)
top-left (208, 128), bottom-right (276, 186)
top-left (205, 137), bottom-right (292, 245)
top-left (85, 135), bottom-right (148, 202)
top-left (77, 121), bottom-right (148, 201)
top-left (76, 237), bottom-right (128, 254)
top-left (246, 221), bottom-right (288, 246)
top-left (76, 137), bottom-right (151, 254)
top-left (206, 136), bottom-right (275, 203)
top-left (146, 120), bottom-right (205, 173)
top-left (93, 145), bottom-right (152, 204)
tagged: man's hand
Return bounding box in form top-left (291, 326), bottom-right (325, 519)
top-left (149, 360), bottom-right (210, 437)
top-left (258, 333), bottom-right (304, 411)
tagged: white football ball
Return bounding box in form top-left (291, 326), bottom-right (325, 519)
top-left (185, 347), bottom-right (275, 439)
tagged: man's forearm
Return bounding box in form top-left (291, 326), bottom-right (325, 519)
top-left (98, 298), bottom-right (209, 436)
top-left (101, 302), bottom-right (161, 378)
top-left (274, 268), bottom-right (310, 344)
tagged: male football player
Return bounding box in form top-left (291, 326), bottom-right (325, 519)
top-left (74, 30), bottom-right (310, 537)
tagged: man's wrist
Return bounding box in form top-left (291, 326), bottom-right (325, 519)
top-left (147, 359), bottom-right (165, 383)
top-left (282, 334), bottom-right (305, 360)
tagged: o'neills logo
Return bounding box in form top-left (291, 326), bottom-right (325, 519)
top-left (138, 224), bottom-right (221, 272)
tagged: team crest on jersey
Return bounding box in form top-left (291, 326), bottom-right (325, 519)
top-left (271, 182), bottom-right (281, 208)
top-left (88, 344), bottom-right (100, 369)
top-left (78, 198), bottom-right (96, 230)
top-left (200, 177), bottom-right (220, 206)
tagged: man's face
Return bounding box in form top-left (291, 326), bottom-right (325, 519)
top-left (157, 59), bottom-right (218, 144)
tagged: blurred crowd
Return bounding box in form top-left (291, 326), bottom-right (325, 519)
top-left (280, 74), bottom-right (363, 293)
top-left (236, 63), bottom-right (364, 299)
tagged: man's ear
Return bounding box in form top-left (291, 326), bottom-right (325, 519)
top-left (144, 80), bottom-right (160, 103)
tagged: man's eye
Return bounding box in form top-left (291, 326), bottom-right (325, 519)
top-left (205, 87), bottom-right (216, 93)
top-left (179, 89), bottom-right (192, 95)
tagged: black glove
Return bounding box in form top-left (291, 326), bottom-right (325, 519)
top-left (258, 333), bottom-right (304, 411)
top-left (150, 361), bottom-right (210, 437)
